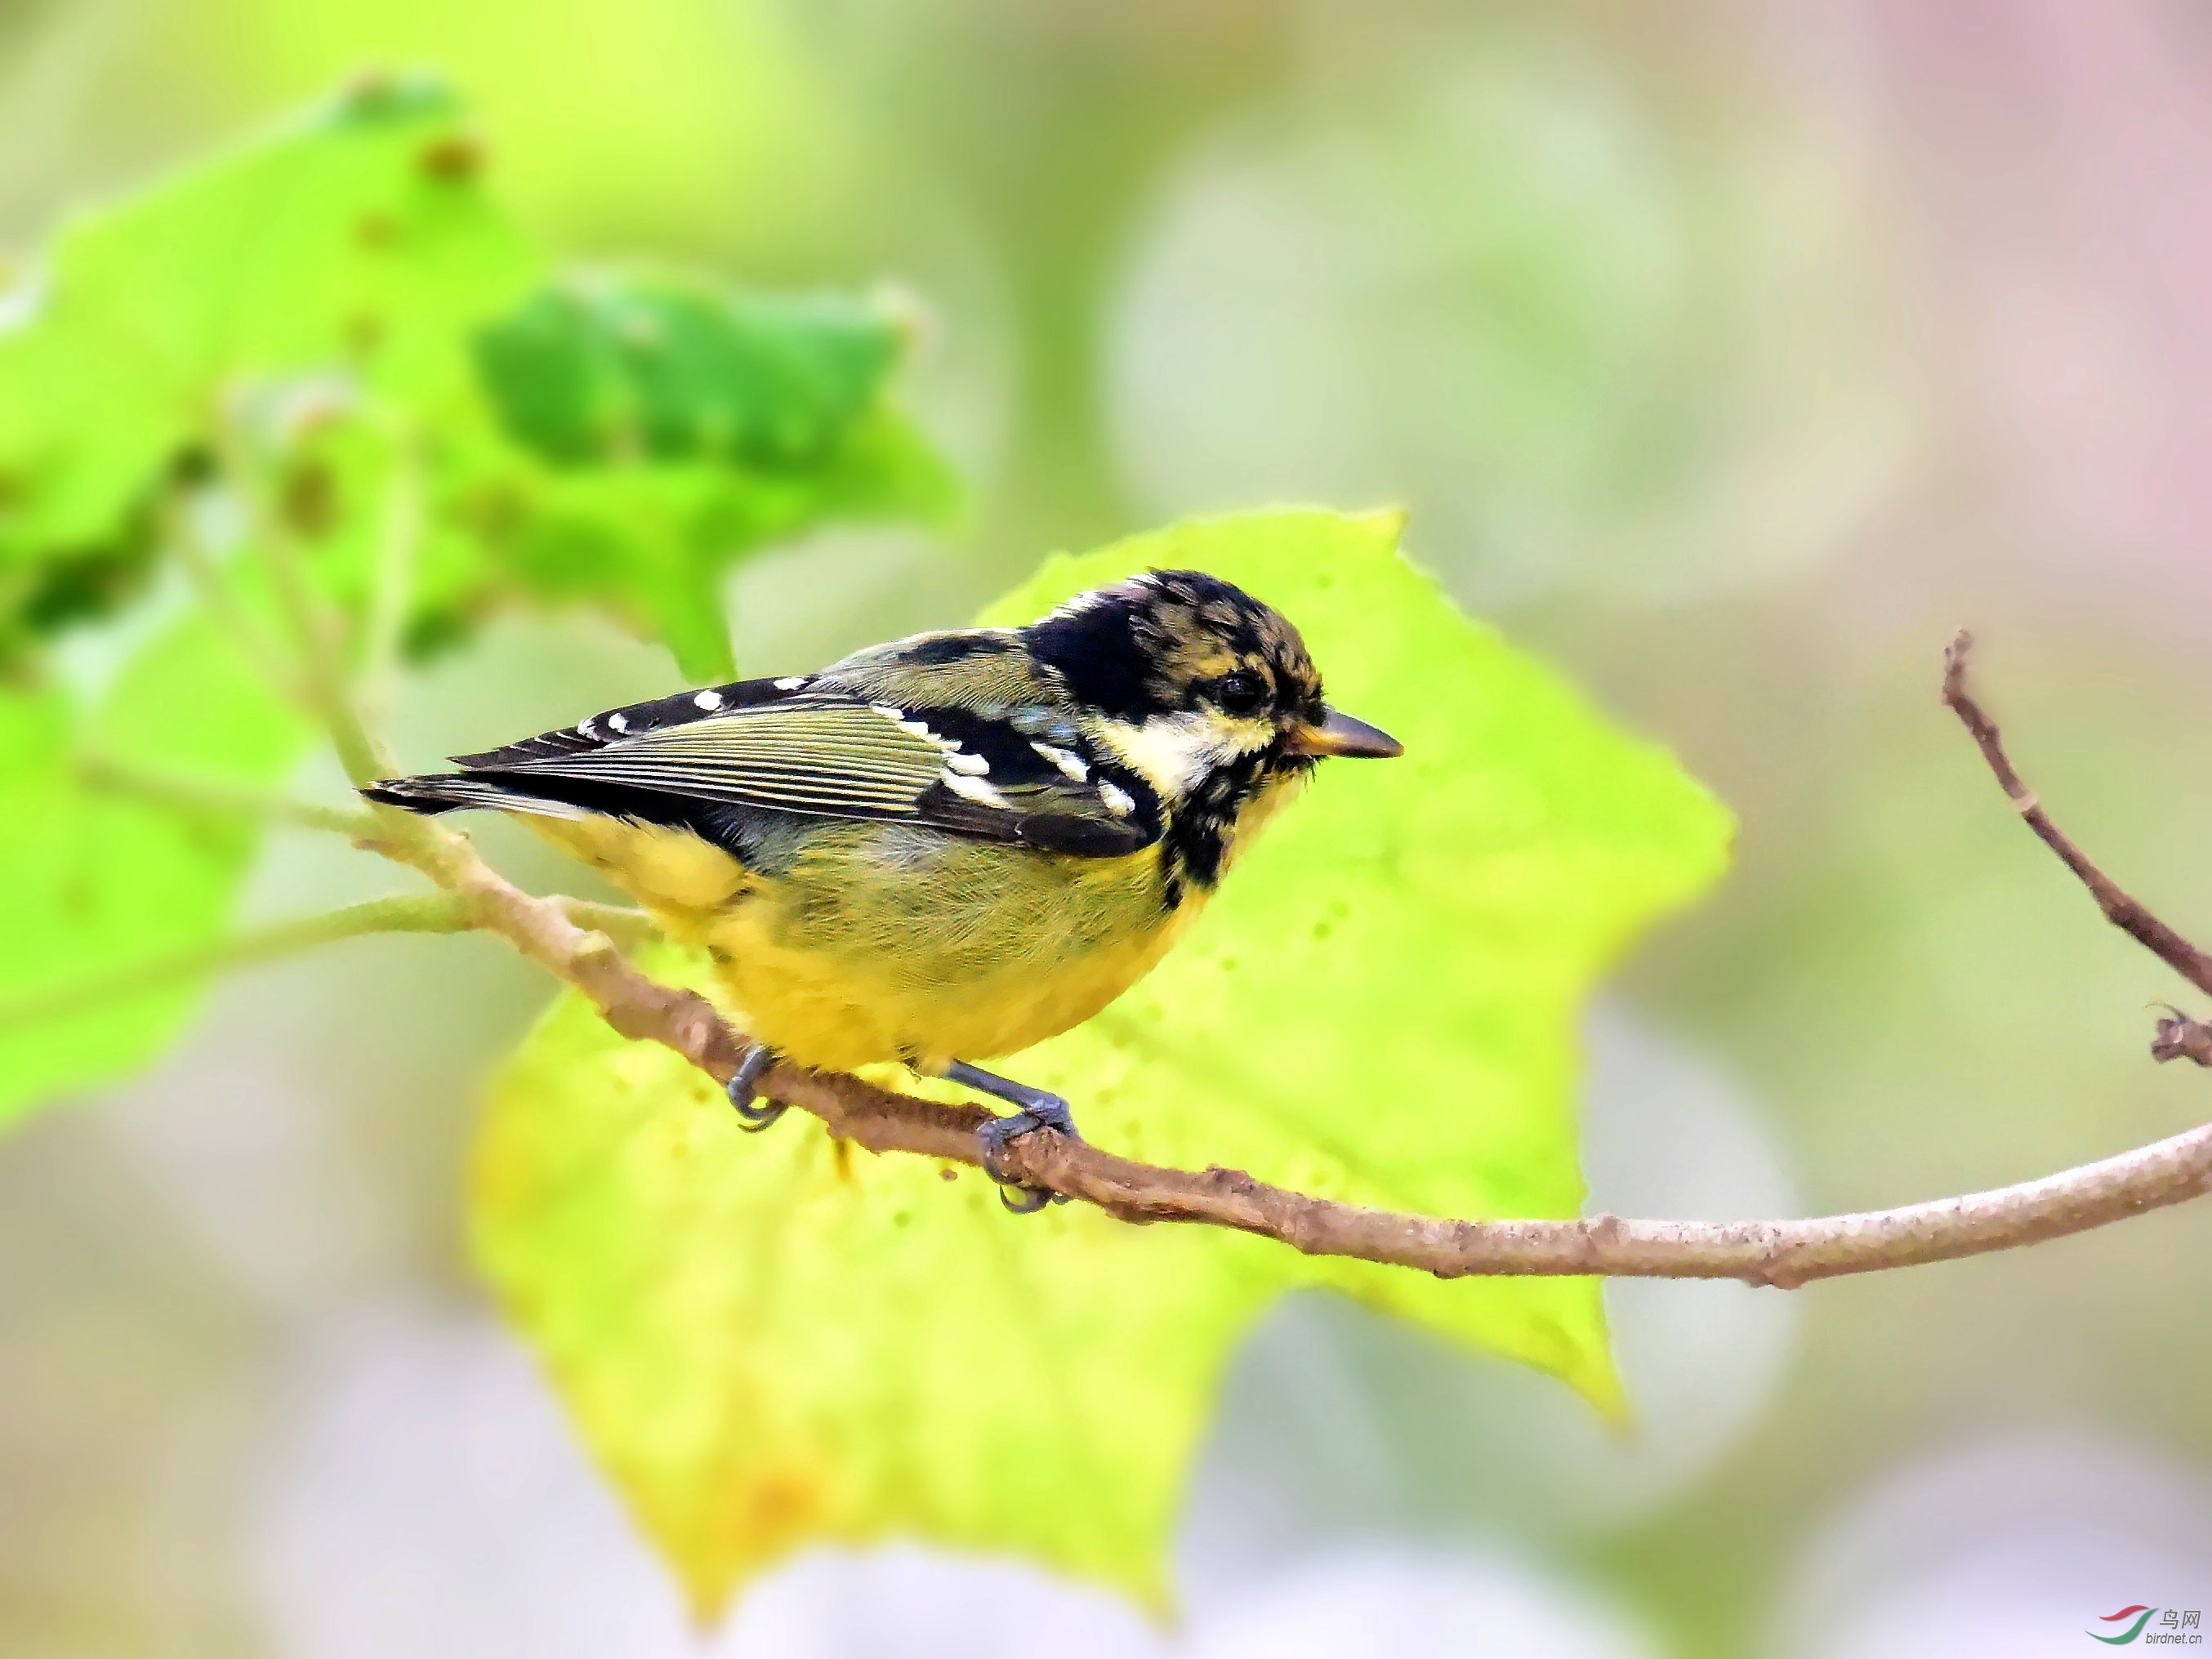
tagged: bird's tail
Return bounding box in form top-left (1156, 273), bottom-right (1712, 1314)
top-left (359, 774), bottom-right (588, 820)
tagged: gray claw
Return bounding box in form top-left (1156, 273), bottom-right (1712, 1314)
top-left (942, 1061), bottom-right (1079, 1215)
top-left (977, 1104), bottom-right (1075, 1213)
top-left (725, 1043), bottom-right (784, 1132)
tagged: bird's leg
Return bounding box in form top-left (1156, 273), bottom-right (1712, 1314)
top-left (943, 1059), bottom-right (1079, 1214)
top-left (725, 1041), bottom-right (784, 1132)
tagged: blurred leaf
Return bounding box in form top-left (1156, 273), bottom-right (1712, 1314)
top-left (472, 509), bottom-right (1732, 1617)
top-left (245, 275), bottom-right (957, 682)
top-left (0, 620), bottom-right (310, 1127)
top-left (461, 274), bottom-right (957, 679)
top-left (0, 87), bottom-right (954, 684)
top-left (0, 75), bottom-right (541, 646)
top-left (475, 280), bottom-right (908, 469)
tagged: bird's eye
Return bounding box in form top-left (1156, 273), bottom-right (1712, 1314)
top-left (1214, 671), bottom-right (1266, 716)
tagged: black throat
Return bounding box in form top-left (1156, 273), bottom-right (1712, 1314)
top-left (1161, 746), bottom-right (1306, 908)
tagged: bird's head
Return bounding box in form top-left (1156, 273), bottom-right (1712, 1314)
top-left (1025, 569), bottom-right (1399, 880)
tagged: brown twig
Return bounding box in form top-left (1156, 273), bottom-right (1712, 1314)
top-left (324, 631), bottom-right (2212, 1289)
top-left (1942, 629), bottom-right (2212, 999)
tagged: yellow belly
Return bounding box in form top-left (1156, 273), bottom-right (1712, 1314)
top-left (529, 815), bottom-right (1198, 1072)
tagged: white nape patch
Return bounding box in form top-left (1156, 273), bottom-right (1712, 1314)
top-left (1099, 781), bottom-right (1136, 817)
top-left (943, 750), bottom-right (990, 776)
top-left (1044, 574), bottom-right (1153, 621)
top-left (774, 676), bottom-right (808, 691)
top-left (693, 689), bottom-right (725, 711)
top-left (942, 769), bottom-right (1010, 809)
top-left (1032, 742), bottom-right (1090, 782)
top-left (1097, 711), bottom-right (1238, 801)
top-left (606, 711), bottom-right (630, 734)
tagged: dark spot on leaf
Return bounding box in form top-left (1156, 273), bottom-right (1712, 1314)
top-left (742, 1468), bottom-right (826, 1535)
top-left (417, 132), bottom-right (484, 182)
top-left (892, 1211), bottom-right (910, 1228)
top-left (938, 1167), bottom-right (957, 1182)
top-left (355, 212), bottom-right (397, 248)
top-left (172, 445), bottom-right (217, 487)
top-left (279, 462), bottom-right (337, 538)
top-left (345, 312), bottom-right (386, 357)
top-left (458, 484), bottom-right (523, 542)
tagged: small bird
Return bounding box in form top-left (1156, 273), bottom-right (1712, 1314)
top-left (364, 569), bottom-right (1401, 1208)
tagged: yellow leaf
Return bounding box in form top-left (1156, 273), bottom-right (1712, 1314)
top-left (470, 507), bottom-right (1733, 1617)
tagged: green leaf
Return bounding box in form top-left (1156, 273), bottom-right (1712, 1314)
top-left (456, 273), bottom-right (958, 679)
top-left (475, 280), bottom-right (908, 470)
top-left (0, 89), bottom-right (955, 683)
top-left (0, 620), bottom-right (311, 1127)
top-left (472, 509), bottom-right (1732, 1617)
top-left (0, 75), bottom-right (540, 645)
top-left (251, 273), bottom-right (961, 684)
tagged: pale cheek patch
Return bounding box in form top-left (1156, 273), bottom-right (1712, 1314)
top-left (1100, 712), bottom-right (1250, 801)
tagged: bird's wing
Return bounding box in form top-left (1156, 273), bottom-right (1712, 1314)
top-left (437, 674), bottom-right (1161, 858)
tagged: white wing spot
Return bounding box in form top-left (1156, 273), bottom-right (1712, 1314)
top-left (693, 689), bottom-right (725, 711)
top-left (578, 716), bottom-right (598, 738)
top-left (774, 676), bottom-right (808, 691)
top-left (606, 711), bottom-right (630, 734)
top-left (898, 718), bottom-right (937, 739)
top-left (942, 769), bottom-right (1010, 809)
top-left (870, 703), bottom-right (906, 720)
top-left (1099, 781), bottom-right (1136, 817)
top-left (944, 750), bottom-right (990, 776)
top-left (1032, 742), bottom-right (1089, 782)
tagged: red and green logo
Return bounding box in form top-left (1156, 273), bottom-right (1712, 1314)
top-left (2091, 1607), bottom-right (2156, 1644)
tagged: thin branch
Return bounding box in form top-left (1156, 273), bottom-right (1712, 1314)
top-left (337, 635), bottom-right (2212, 1287)
top-left (77, 751), bottom-right (377, 838)
top-left (548, 899), bottom-right (662, 948)
top-left (1942, 629), bottom-right (2212, 999)
top-left (163, 488), bottom-right (311, 712)
top-left (0, 894), bottom-right (474, 1029)
top-left (0, 890), bottom-right (655, 1031)
top-left (216, 424), bottom-right (396, 787)
top-left (256, 502), bottom-right (395, 787)
top-left (359, 414), bottom-right (423, 721)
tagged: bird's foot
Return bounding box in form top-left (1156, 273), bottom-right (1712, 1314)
top-left (943, 1059), bottom-right (1078, 1214)
top-left (725, 1042), bottom-right (784, 1132)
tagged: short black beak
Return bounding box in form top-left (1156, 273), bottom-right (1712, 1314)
top-left (1286, 706), bottom-right (1403, 760)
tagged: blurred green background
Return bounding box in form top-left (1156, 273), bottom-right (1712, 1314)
top-left (6, 1), bottom-right (2212, 1655)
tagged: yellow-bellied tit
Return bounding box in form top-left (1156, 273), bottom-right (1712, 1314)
top-left (363, 570), bottom-right (1401, 1210)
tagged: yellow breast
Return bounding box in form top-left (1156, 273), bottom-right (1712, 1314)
top-left (529, 814), bottom-right (1198, 1073)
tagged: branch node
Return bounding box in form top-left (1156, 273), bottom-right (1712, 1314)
top-left (2151, 1008), bottom-right (2212, 1068)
